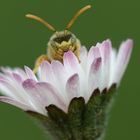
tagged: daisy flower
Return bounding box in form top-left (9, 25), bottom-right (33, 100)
top-left (0, 39), bottom-right (133, 140)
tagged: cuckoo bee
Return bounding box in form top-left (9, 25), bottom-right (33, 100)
top-left (26, 5), bottom-right (91, 73)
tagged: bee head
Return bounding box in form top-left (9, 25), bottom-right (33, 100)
top-left (47, 30), bottom-right (80, 61)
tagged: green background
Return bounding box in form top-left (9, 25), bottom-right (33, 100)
top-left (0, 0), bottom-right (139, 140)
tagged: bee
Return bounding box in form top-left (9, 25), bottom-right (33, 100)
top-left (26, 5), bottom-right (91, 73)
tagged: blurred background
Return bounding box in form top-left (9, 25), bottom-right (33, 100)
top-left (0, 0), bottom-right (139, 140)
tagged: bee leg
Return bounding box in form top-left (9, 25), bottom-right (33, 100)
top-left (58, 48), bottom-right (63, 55)
top-left (33, 55), bottom-right (50, 73)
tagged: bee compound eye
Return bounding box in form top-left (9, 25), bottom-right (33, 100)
top-left (50, 40), bottom-right (57, 47)
top-left (70, 36), bottom-right (76, 43)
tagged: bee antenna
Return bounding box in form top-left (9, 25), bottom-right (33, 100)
top-left (25, 14), bottom-right (56, 32)
top-left (66, 5), bottom-right (91, 30)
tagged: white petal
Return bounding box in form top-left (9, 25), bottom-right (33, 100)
top-left (39, 61), bottom-right (68, 101)
top-left (38, 61), bottom-right (54, 83)
top-left (22, 79), bottom-right (37, 89)
top-left (114, 39), bottom-right (133, 83)
top-left (66, 73), bottom-right (80, 101)
top-left (14, 68), bottom-right (28, 80)
top-left (64, 51), bottom-right (79, 76)
top-left (99, 40), bottom-right (112, 89)
top-left (23, 79), bottom-right (66, 112)
top-left (64, 50), bottom-right (88, 99)
top-left (0, 96), bottom-right (34, 111)
top-left (24, 66), bottom-right (37, 81)
top-left (88, 46), bottom-right (101, 69)
top-left (80, 47), bottom-right (88, 71)
top-left (109, 48), bottom-right (117, 86)
top-left (0, 78), bottom-right (42, 112)
top-left (22, 79), bottom-right (46, 114)
top-left (36, 82), bottom-right (66, 111)
top-left (88, 57), bottom-right (102, 95)
top-left (12, 73), bottom-right (23, 83)
top-left (0, 79), bottom-right (26, 101)
top-left (0, 67), bottom-right (13, 74)
top-left (1, 67), bottom-right (27, 80)
top-left (51, 60), bottom-right (67, 87)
